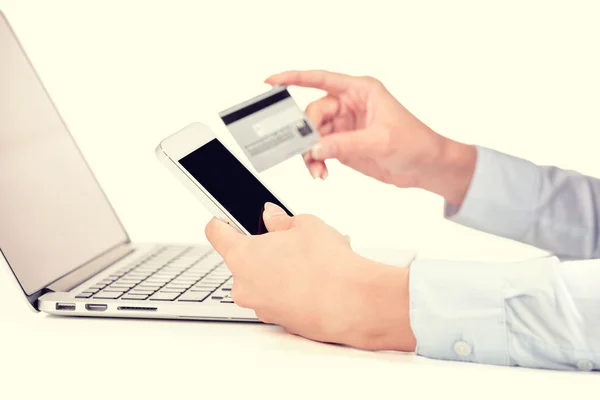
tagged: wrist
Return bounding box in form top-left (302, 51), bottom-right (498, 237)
top-left (345, 257), bottom-right (416, 352)
top-left (415, 137), bottom-right (477, 206)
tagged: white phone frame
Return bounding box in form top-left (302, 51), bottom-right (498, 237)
top-left (155, 122), bottom-right (294, 235)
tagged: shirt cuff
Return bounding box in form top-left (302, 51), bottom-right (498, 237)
top-left (409, 255), bottom-right (591, 370)
top-left (409, 258), bottom-right (513, 366)
top-left (444, 146), bottom-right (541, 240)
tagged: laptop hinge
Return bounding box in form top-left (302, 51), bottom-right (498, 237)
top-left (46, 242), bottom-right (135, 294)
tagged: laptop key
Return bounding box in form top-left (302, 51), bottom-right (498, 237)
top-left (149, 292), bottom-right (181, 301)
top-left (119, 278), bottom-right (143, 284)
top-left (109, 283), bottom-right (135, 288)
top-left (188, 266), bottom-right (214, 272)
top-left (208, 272), bottom-right (231, 277)
top-left (76, 293), bottom-right (93, 299)
top-left (189, 288), bottom-right (217, 293)
top-left (94, 292), bottom-right (124, 299)
top-left (121, 294), bottom-right (149, 301)
top-left (190, 288), bottom-right (213, 292)
top-left (159, 270), bottom-right (186, 276)
top-left (201, 278), bottom-right (225, 282)
top-left (193, 283), bottom-right (218, 289)
top-left (126, 274), bottom-right (152, 280)
top-left (200, 278), bottom-right (225, 285)
top-left (129, 290), bottom-right (156, 295)
top-left (137, 284), bottom-right (163, 290)
top-left (144, 281), bottom-right (171, 287)
top-left (133, 268), bottom-right (161, 274)
top-left (160, 289), bottom-right (186, 294)
top-left (178, 292), bottom-right (211, 302)
top-left (145, 276), bottom-right (171, 281)
top-left (165, 283), bottom-right (192, 289)
top-left (172, 276), bottom-right (198, 281)
top-left (151, 274), bottom-right (177, 280)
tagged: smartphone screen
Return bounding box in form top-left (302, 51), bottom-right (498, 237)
top-left (178, 139), bottom-right (292, 235)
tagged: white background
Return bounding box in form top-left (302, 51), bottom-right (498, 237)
top-left (1, 0), bottom-right (599, 398)
top-left (3, 0), bottom-right (599, 261)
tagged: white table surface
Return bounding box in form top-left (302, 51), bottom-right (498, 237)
top-left (0, 245), bottom-right (597, 400)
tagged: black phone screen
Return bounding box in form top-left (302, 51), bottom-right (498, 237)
top-left (178, 139), bottom-right (292, 235)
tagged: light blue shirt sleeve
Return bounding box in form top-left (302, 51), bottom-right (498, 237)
top-left (409, 146), bottom-right (600, 371)
top-left (445, 146), bottom-right (600, 260)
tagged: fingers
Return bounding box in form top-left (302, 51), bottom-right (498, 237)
top-left (205, 217), bottom-right (244, 259)
top-left (302, 121), bottom-right (332, 179)
top-left (318, 121), bottom-right (334, 135)
top-left (307, 162), bottom-right (327, 180)
top-left (263, 202), bottom-right (294, 232)
top-left (308, 163), bottom-right (326, 180)
top-left (306, 96), bottom-right (339, 129)
top-left (303, 151), bottom-right (326, 179)
top-left (265, 70), bottom-right (355, 95)
top-left (310, 129), bottom-right (375, 162)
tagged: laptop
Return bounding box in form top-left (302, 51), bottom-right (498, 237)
top-left (0, 11), bottom-right (257, 321)
top-left (0, 12), bottom-right (415, 322)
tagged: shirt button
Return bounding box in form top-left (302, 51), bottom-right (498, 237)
top-left (576, 359), bottom-right (594, 371)
top-left (453, 340), bottom-right (472, 357)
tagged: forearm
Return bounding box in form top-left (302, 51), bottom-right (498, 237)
top-left (417, 140), bottom-right (600, 259)
top-left (344, 256), bottom-right (416, 352)
top-left (413, 137), bottom-right (477, 206)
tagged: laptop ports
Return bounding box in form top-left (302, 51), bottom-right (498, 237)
top-left (85, 304), bottom-right (107, 312)
top-left (56, 303), bottom-right (76, 311)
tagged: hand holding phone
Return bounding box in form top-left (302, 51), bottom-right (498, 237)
top-left (156, 122), bottom-right (294, 235)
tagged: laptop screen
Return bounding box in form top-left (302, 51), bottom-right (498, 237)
top-left (0, 15), bottom-right (129, 295)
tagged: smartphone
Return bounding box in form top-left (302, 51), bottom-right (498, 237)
top-left (155, 122), bottom-right (294, 235)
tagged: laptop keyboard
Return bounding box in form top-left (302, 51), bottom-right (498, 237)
top-left (75, 246), bottom-right (234, 304)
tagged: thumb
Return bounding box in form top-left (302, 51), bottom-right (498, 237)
top-left (205, 217), bottom-right (244, 258)
top-left (310, 129), bottom-right (375, 161)
top-left (262, 202), bottom-right (293, 232)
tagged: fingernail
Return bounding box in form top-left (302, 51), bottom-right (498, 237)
top-left (264, 202), bottom-right (285, 218)
top-left (309, 165), bottom-right (320, 179)
top-left (320, 169), bottom-right (329, 180)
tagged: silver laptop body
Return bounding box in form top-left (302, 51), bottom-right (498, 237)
top-left (0, 11), bottom-right (257, 322)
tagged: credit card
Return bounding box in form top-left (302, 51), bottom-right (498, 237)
top-left (218, 85), bottom-right (320, 172)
